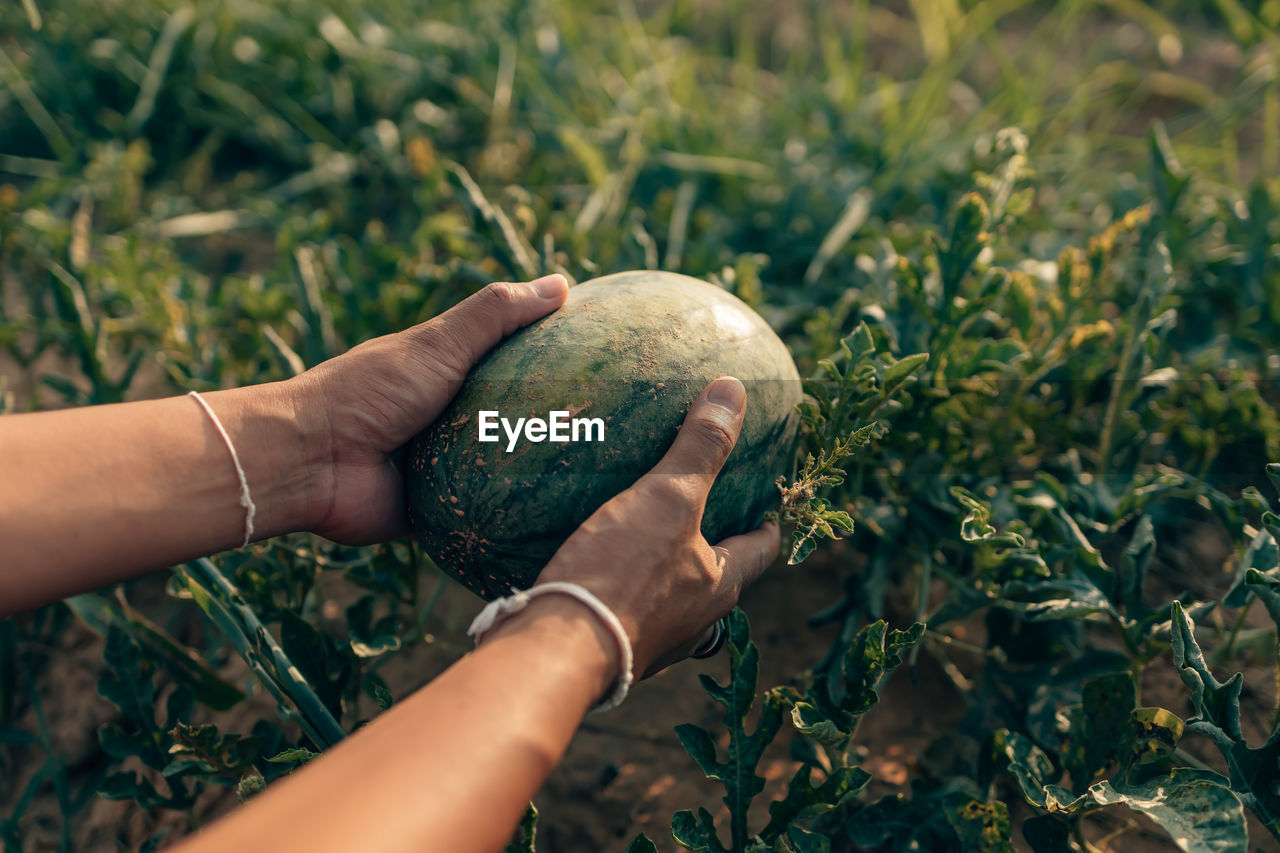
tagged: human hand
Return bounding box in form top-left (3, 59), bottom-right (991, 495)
top-left (508, 376), bottom-right (780, 681)
top-left (288, 274), bottom-right (569, 545)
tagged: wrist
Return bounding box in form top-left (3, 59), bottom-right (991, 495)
top-left (483, 595), bottom-right (622, 705)
top-left (203, 381), bottom-right (331, 539)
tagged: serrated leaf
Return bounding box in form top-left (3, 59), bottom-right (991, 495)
top-left (672, 807), bottom-right (724, 852)
top-left (788, 528), bottom-right (818, 565)
top-left (677, 610), bottom-right (782, 851)
top-left (266, 747), bottom-right (319, 765)
top-left (834, 620), bottom-right (924, 719)
top-left (822, 510), bottom-right (854, 533)
top-left (674, 724), bottom-right (722, 781)
top-left (96, 628), bottom-right (167, 768)
top-left (841, 323), bottom-right (876, 362)
top-left (66, 594), bottom-right (245, 711)
top-left (165, 721), bottom-right (273, 781)
top-left (763, 764), bottom-right (870, 840)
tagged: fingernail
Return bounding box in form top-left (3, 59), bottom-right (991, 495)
top-left (530, 273), bottom-right (567, 299)
top-left (707, 376), bottom-right (745, 412)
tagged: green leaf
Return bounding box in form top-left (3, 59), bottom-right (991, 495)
top-left (883, 352), bottom-right (928, 397)
top-left (676, 609), bottom-right (783, 851)
top-left (99, 771), bottom-right (175, 809)
top-left (1225, 528), bottom-right (1280, 608)
top-left (840, 323), bottom-right (876, 362)
top-left (1131, 707), bottom-right (1185, 765)
top-left (1170, 602), bottom-right (1244, 749)
top-left (1267, 462), bottom-right (1280, 501)
top-left (1169, 601), bottom-right (1280, 827)
top-left (762, 764), bottom-right (870, 840)
top-left (346, 595), bottom-right (404, 658)
top-left (1117, 515), bottom-right (1155, 617)
top-left (993, 730), bottom-right (1087, 813)
top-left (66, 594), bottom-right (245, 711)
top-left (782, 825), bottom-right (830, 853)
top-left (164, 721), bottom-right (284, 783)
top-left (674, 724), bottom-right (721, 781)
top-left (950, 487), bottom-right (1023, 547)
top-left (845, 794), bottom-right (952, 849)
top-left (626, 834), bottom-right (660, 853)
top-left (266, 747), bottom-right (320, 765)
top-left (1000, 572), bottom-right (1117, 622)
top-left (789, 702), bottom-right (848, 749)
top-left (1020, 815), bottom-right (1074, 853)
top-left (502, 802), bottom-right (538, 853)
top-left (96, 627), bottom-right (166, 769)
top-left (838, 621), bottom-right (925, 716)
top-left (943, 798), bottom-right (1012, 853)
top-left (1090, 771), bottom-right (1246, 853)
top-left (279, 611), bottom-right (353, 720)
top-left (952, 486), bottom-right (997, 542)
top-left (672, 808), bottom-right (724, 853)
top-left (1060, 671), bottom-right (1135, 785)
top-left (788, 528), bottom-right (819, 565)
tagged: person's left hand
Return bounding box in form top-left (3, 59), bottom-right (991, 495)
top-left (288, 274), bottom-right (568, 545)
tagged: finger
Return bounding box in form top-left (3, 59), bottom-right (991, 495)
top-left (643, 376), bottom-right (746, 505)
top-left (713, 520), bottom-right (779, 591)
top-left (406, 274), bottom-right (568, 376)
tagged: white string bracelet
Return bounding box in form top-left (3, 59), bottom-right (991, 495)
top-left (188, 390), bottom-right (257, 548)
top-left (467, 582), bottom-right (635, 712)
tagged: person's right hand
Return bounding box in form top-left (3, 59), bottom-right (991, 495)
top-left (523, 376), bottom-right (780, 681)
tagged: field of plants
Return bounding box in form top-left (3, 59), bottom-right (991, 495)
top-left (3, 0), bottom-right (1280, 850)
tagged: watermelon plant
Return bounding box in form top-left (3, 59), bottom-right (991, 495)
top-left (2, 0), bottom-right (1280, 851)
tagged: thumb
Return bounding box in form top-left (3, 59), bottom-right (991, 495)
top-left (644, 376), bottom-right (747, 506)
top-left (407, 274), bottom-right (568, 376)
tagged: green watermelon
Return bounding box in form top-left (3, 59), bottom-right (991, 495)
top-left (405, 270), bottom-right (801, 600)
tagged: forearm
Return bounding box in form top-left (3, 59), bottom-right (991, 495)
top-left (0, 382), bottom-right (325, 614)
top-left (179, 596), bottom-right (616, 853)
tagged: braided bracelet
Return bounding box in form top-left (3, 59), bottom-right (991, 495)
top-left (467, 582), bottom-right (635, 712)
